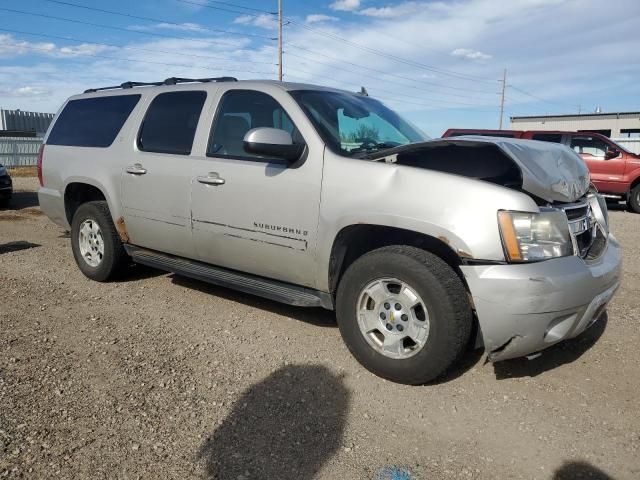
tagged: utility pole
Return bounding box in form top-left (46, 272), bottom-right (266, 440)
top-left (278, 0), bottom-right (283, 81)
top-left (498, 68), bottom-right (506, 129)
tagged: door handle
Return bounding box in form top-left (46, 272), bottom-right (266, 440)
top-left (126, 164), bottom-right (147, 175)
top-left (197, 173), bottom-right (225, 186)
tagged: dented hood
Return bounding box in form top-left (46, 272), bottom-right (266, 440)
top-left (372, 137), bottom-right (591, 203)
top-left (484, 137), bottom-right (590, 202)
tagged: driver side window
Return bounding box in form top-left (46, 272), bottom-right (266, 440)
top-left (570, 136), bottom-right (608, 159)
top-left (208, 90), bottom-right (303, 160)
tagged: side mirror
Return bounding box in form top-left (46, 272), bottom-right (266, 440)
top-left (243, 127), bottom-right (303, 162)
top-left (605, 147), bottom-right (620, 160)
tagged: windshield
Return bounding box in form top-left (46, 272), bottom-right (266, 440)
top-left (289, 90), bottom-right (428, 157)
top-left (609, 138), bottom-right (633, 154)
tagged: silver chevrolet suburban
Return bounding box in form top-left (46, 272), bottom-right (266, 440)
top-left (38, 77), bottom-right (621, 384)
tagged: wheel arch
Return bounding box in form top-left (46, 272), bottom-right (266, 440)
top-left (629, 175), bottom-right (640, 193)
top-left (327, 223), bottom-right (468, 297)
top-left (63, 181), bottom-right (107, 225)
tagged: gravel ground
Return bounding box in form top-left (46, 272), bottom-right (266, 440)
top-left (1, 177), bottom-right (639, 479)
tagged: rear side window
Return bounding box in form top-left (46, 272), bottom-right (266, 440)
top-left (138, 91), bottom-right (206, 155)
top-left (47, 95), bottom-right (140, 147)
top-left (532, 133), bottom-right (563, 143)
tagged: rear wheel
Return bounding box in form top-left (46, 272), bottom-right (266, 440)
top-left (336, 245), bottom-right (472, 385)
top-left (628, 184), bottom-right (640, 213)
top-left (71, 201), bottom-right (128, 281)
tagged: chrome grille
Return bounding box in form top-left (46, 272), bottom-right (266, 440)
top-left (558, 196), bottom-right (607, 259)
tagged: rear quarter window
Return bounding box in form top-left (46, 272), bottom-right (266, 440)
top-left (47, 95), bottom-right (141, 147)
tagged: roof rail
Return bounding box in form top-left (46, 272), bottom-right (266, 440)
top-left (163, 76), bottom-right (237, 85)
top-left (84, 76), bottom-right (237, 94)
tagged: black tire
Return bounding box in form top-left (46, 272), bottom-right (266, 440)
top-left (336, 245), bottom-right (472, 385)
top-left (628, 184), bottom-right (640, 213)
top-left (0, 196), bottom-right (10, 208)
top-left (70, 201), bottom-right (129, 282)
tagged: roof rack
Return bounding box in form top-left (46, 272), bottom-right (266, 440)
top-left (84, 76), bottom-right (238, 94)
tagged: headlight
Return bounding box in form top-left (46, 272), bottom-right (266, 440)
top-left (498, 210), bottom-right (573, 262)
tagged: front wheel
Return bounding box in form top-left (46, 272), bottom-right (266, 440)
top-left (628, 184), bottom-right (640, 213)
top-left (71, 201), bottom-right (129, 281)
top-left (336, 246), bottom-right (472, 385)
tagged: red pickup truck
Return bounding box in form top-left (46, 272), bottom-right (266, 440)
top-left (442, 129), bottom-right (640, 212)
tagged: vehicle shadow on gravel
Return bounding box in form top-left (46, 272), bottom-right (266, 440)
top-left (4, 191), bottom-right (39, 210)
top-left (197, 364), bottom-right (349, 480)
top-left (493, 313), bottom-right (608, 380)
top-left (554, 460), bottom-right (614, 479)
top-left (0, 240), bottom-right (40, 255)
top-left (171, 275), bottom-right (337, 328)
top-left (118, 264), bottom-right (168, 282)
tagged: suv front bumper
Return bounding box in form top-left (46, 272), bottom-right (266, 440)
top-left (461, 235), bottom-right (621, 362)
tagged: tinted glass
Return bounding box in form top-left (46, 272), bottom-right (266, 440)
top-left (290, 90), bottom-right (427, 157)
top-left (208, 90), bottom-right (302, 159)
top-left (138, 91), bottom-right (206, 155)
top-left (48, 95), bottom-right (140, 147)
top-left (532, 133), bottom-right (563, 143)
top-left (450, 132), bottom-right (516, 138)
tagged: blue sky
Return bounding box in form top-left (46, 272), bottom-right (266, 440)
top-left (0, 0), bottom-right (639, 137)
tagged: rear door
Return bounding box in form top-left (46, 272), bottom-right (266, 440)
top-left (568, 134), bottom-right (626, 192)
top-left (190, 88), bottom-right (323, 287)
top-left (120, 90), bottom-right (207, 257)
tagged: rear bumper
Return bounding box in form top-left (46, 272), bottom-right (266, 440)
top-left (461, 235), bottom-right (622, 361)
top-left (38, 187), bottom-right (69, 229)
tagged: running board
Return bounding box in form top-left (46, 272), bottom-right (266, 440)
top-left (124, 245), bottom-right (333, 309)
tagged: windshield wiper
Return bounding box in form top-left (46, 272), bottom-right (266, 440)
top-left (351, 142), bottom-right (402, 158)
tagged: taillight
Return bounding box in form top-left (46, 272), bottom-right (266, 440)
top-left (37, 144), bottom-right (45, 186)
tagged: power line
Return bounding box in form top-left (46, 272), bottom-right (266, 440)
top-left (499, 68), bottom-right (506, 129)
top-left (0, 40), bottom-right (276, 76)
top-left (284, 52), bottom-right (498, 107)
top-left (203, 0), bottom-right (276, 14)
top-left (0, 7), bottom-right (261, 48)
top-left (284, 45), bottom-right (498, 97)
top-left (508, 84), bottom-right (574, 110)
top-left (283, 71), bottom-right (497, 112)
top-left (175, 0), bottom-right (274, 16)
top-left (284, 67), bottom-right (498, 112)
top-left (285, 19), bottom-right (500, 84)
top-left (294, 0), bottom-right (456, 58)
top-left (36, 0), bottom-right (275, 40)
top-left (0, 28), bottom-right (278, 65)
top-left (278, 0), bottom-right (283, 81)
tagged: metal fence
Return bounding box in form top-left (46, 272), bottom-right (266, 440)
top-left (614, 138), bottom-right (640, 154)
top-left (0, 137), bottom-right (43, 167)
top-left (0, 109), bottom-right (54, 137)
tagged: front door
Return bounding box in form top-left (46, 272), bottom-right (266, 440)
top-left (190, 89), bottom-right (323, 287)
top-left (568, 135), bottom-right (626, 193)
top-left (121, 90), bottom-right (208, 257)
